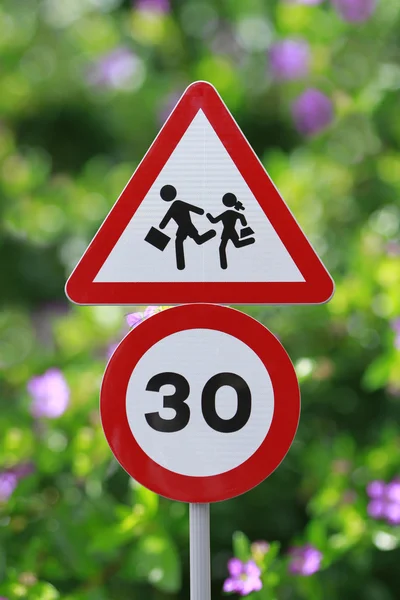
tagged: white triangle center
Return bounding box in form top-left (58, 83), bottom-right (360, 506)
top-left (94, 110), bottom-right (304, 283)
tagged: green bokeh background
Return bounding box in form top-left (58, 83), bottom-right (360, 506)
top-left (1, 0), bottom-right (400, 599)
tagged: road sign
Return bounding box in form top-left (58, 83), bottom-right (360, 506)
top-left (100, 303), bottom-right (300, 503)
top-left (66, 81), bottom-right (334, 306)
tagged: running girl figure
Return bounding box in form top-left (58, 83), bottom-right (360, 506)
top-left (206, 193), bottom-right (255, 270)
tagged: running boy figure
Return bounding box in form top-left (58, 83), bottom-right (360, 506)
top-left (159, 185), bottom-right (216, 270)
top-left (206, 193), bottom-right (255, 270)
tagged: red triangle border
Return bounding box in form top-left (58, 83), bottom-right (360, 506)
top-left (66, 81), bottom-right (334, 305)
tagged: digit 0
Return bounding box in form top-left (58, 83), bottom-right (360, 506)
top-left (202, 373), bottom-right (251, 433)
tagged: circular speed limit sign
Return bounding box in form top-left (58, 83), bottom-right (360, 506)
top-left (100, 304), bottom-right (300, 503)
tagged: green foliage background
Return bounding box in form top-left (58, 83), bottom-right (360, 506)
top-left (1, 0), bottom-right (400, 599)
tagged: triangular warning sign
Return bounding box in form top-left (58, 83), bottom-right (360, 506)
top-left (66, 81), bottom-right (334, 305)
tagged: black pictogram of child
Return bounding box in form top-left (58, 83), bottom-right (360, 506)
top-left (206, 193), bottom-right (255, 270)
top-left (145, 185), bottom-right (216, 270)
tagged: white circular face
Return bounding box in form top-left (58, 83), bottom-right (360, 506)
top-left (126, 328), bottom-right (274, 477)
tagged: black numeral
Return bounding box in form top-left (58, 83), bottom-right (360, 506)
top-left (145, 372), bottom-right (251, 433)
top-left (145, 372), bottom-right (190, 433)
top-left (202, 373), bottom-right (251, 433)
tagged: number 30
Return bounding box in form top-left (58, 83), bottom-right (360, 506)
top-left (145, 372), bottom-right (252, 433)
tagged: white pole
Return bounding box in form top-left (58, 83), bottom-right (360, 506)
top-left (190, 503), bottom-right (211, 600)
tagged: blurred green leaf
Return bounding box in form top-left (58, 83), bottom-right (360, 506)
top-left (233, 530), bottom-right (251, 562)
top-left (121, 533), bottom-right (181, 593)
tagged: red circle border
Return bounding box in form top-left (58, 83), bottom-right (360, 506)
top-left (100, 304), bottom-right (301, 503)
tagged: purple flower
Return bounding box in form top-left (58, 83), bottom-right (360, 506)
top-left (284, 0), bottom-right (324, 4)
top-left (88, 48), bottom-right (143, 90)
top-left (367, 479), bottom-right (400, 525)
top-left (27, 368), bottom-right (70, 419)
top-left (223, 559), bottom-right (262, 596)
top-left (126, 312), bottom-right (144, 328)
top-left (289, 545), bottom-right (323, 576)
top-left (144, 306), bottom-right (160, 318)
top-left (331, 0), bottom-right (377, 22)
top-left (126, 306), bottom-right (162, 328)
top-left (367, 480), bottom-right (386, 499)
top-left (292, 88), bottom-right (334, 136)
top-left (0, 463), bottom-right (34, 502)
top-left (269, 39), bottom-right (310, 80)
top-left (0, 472), bottom-right (18, 502)
top-left (134, 0), bottom-right (170, 13)
top-left (391, 319), bottom-right (400, 350)
top-left (381, 480), bottom-right (400, 509)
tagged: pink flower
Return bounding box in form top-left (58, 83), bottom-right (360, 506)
top-left (367, 479), bottom-right (400, 525)
top-left (134, 0), bottom-right (170, 13)
top-left (0, 472), bottom-right (17, 502)
top-left (27, 368), bottom-right (70, 419)
top-left (126, 312), bottom-right (145, 328)
top-left (292, 89), bottom-right (334, 136)
top-left (144, 306), bottom-right (160, 318)
top-left (126, 306), bottom-right (163, 328)
top-left (269, 39), bottom-right (310, 80)
top-left (0, 463), bottom-right (34, 502)
top-left (88, 48), bottom-right (142, 90)
top-left (283, 0), bottom-right (324, 4)
top-left (331, 0), bottom-right (377, 22)
top-left (223, 559), bottom-right (262, 596)
top-left (289, 545), bottom-right (323, 576)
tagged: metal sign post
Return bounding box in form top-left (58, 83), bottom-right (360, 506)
top-left (190, 504), bottom-right (211, 600)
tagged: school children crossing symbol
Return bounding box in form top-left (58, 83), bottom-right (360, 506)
top-left (65, 81), bottom-right (334, 305)
top-left (145, 185), bottom-right (255, 271)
